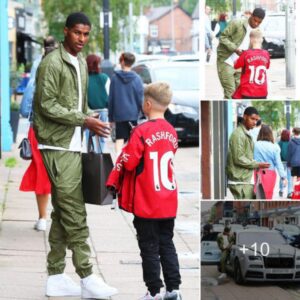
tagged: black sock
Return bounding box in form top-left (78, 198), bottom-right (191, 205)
top-left (149, 288), bottom-right (160, 296)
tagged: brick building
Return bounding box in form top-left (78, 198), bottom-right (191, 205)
top-left (145, 5), bottom-right (193, 54)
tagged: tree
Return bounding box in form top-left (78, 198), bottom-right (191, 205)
top-left (253, 101), bottom-right (300, 131)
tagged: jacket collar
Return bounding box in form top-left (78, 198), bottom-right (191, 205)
top-left (59, 42), bottom-right (85, 66)
top-left (242, 18), bottom-right (250, 31)
top-left (239, 123), bottom-right (252, 137)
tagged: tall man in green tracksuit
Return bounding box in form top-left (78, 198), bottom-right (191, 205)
top-left (33, 12), bottom-right (118, 299)
top-left (217, 8), bottom-right (266, 99)
top-left (226, 107), bottom-right (270, 199)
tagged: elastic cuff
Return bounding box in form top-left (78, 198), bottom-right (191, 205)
top-left (77, 269), bottom-right (93, 279)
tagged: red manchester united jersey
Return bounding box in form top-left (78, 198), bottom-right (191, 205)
top-left (120, 118), bottom-right (178, 219)
top-left (233, 49), bottom-right (270, 99)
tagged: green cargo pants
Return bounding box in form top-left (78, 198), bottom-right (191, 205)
top-left (228, 184), bottom-right (255, 200)
top-left (220, 249), bottom-right (230, 273)
top-left (217, 58), bottom-right (241, 99)
top-left (41, 150), bottom-right (93, 278)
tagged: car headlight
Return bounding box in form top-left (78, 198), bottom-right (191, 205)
top-left (248, 256), bottom-right (262, 261)
top-left (168, 103), bottom-right (198, 116)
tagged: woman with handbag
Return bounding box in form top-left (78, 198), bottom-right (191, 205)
top-left (19, 37), bottom-right (56, 231)
top-left (254, 124), bottom-right (287, 199)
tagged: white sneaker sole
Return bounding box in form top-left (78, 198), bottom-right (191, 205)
top-left (46, 289), bottom-right (81, 297)
top-left (81, 288), bottom-right (118, 299)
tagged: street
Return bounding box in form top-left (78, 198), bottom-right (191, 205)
top-left (205, 58), bottom-right (295, 100)
top-left (0, 119), bottom-right (199, 299)
top-left (201, 265), bottom-right (300, 300)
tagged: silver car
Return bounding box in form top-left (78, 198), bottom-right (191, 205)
top-left (225, 229), bottom-right (300, 284)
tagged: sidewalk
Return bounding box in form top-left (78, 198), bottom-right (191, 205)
top-left (0, 120), bottom-right (199, 299)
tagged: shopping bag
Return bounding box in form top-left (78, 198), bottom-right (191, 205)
top-left (291, 182), bottom-right (300, 200)
top-left (18, 138), bottom-right (32, 160)
top-left (82, 133), bottom-right (114, 205)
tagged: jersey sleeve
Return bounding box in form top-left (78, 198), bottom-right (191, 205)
top-left (234, 51), bottom-right (245, 69)
top-left (122, 128), bottom-right (145, 171)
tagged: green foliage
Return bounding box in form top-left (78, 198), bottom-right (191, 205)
top-left (253, 101), bottom-right (300, 131)
top-left (42, 0), bottom-right (198, 54)
top-left (10, 101), bottom-right (20, 111)
top-left (5, 157), bottom-right (17, 168)
top-left (10, 64), bottom-right (24, 91)
top-left (206, 0), bottom-right (241, 14)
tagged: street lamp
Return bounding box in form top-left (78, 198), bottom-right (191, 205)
top-left (101, 0), bottom-right (114, 78)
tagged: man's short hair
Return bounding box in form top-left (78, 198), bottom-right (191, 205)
top-left (293, 127), bottom-right (300, 135)
top-left (65, 12), bottom-right (91, 29)
top-left (144, 82), bottom-right (172, 107)
top-left (120, 52), bottom-right (135, 67)
top-left (244, 106), bottom-right (259, 116)
top-left (252, 8), bottom-right (266, 19)
top-left (224, 227), bottom-right (231, 233)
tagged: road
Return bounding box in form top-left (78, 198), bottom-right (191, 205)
top-left (205, 58), bottom-right (295, 100)
top-left (201, 265), bottom-right (300, 300)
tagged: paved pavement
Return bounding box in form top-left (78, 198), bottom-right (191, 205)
top-left (201, 265), bottom-right (299, 300)
top-left (0, 119), bottom-right (200, 299)
top-left (205, 55), bottom-right (296, 100)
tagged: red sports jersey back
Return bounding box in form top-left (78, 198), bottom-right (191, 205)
top-left (233, 49), bottom-right (270, 99)
top-left (121, 118), bottom-right (178, 219)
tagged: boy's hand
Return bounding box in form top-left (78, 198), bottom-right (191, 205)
top-left (235, 49), bottom-right (243, 56)
top-left (84, 117), bottom-right (111, 137)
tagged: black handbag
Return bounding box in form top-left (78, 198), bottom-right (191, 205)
top-left (82, 133), bottom-right (114, 205)
top-left (18, 138), bottom-right (32, 160)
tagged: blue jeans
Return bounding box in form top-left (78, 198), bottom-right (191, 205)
top-left (85, 109), bottom-right (108, 153)
top-left (279, 162), bottom-right (293, 194)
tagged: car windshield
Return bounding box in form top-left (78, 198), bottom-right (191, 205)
top-left (153, 65), bottom-right (199, 91)
top-left (282, 225), bottom-right (300, 234)
top-left (238, 231), bottom-right (287, 246)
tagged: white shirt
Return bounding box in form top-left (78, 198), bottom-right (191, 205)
top-left (38, 53), bottom-right (83, 152)
top-left (239, 24), bottom-right (252, 50)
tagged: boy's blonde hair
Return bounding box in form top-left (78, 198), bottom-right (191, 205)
top-left (144, 82), bottom-right (172, 107)
top-left (250, 28), bottom-right (263, 40)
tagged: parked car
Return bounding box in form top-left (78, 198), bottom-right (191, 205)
top-left (225, 229), bottom-right (300, 284)
top-left (132, 61), bottom-right (199, 143)
top-left (274, 224), bottom-right (300, 248)
top-left (201, 224), bottom-right (224, 265)
top-left (261, 13), bottom-right (285, 58)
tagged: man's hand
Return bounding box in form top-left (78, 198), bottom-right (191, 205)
top-left (84, 116), bottom-right (111, 137)
top-left (235, 49), bottom-right (243, 56)
top-left (258, 162), bottom-right (270, 169)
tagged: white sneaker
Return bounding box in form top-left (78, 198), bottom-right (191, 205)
top-left (163, 290), bottom-right (182, 300)
top-left (81, 274), bottom-right (118, 299)
top-left (46, 273), bottom-right (81, 296)
top-left (34, 218), bottom-right (47, 231)
top-left (140, 291), bottom-right (163, 300)
top-left (218, 273), bottom-right (227, 280)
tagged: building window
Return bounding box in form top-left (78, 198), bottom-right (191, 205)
top-left (149, 24), bottom-right (158, 38)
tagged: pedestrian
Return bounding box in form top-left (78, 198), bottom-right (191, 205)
top-left (213, 13), bottom-right (228, 39)
top-left (108, 82), bottom-right (182, 300)
top-left (19, 36), bottom-right (57, 231)
top-left (226, 106), bottom-right (270, 199)
top-left (217, 8), bottom-right (266, 99)
top-left (108, 52), bottom-right (144, 155)
top-left (278, 129), bottom-right (293, 198)
top-left (86, 54), bottom-right (110, 152)
top-left (217, 227), bottom-right (234, 280)
top-left (287, 127), bottom-right (300, 183)
top-left (205, 5), bottom-right (213, 63)
top-left (33, 12), bottom-right (117, 298)
top-left (232, 29), bottom-right (270, 99)
top-left (254, 125), bottom-right (287, 199)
